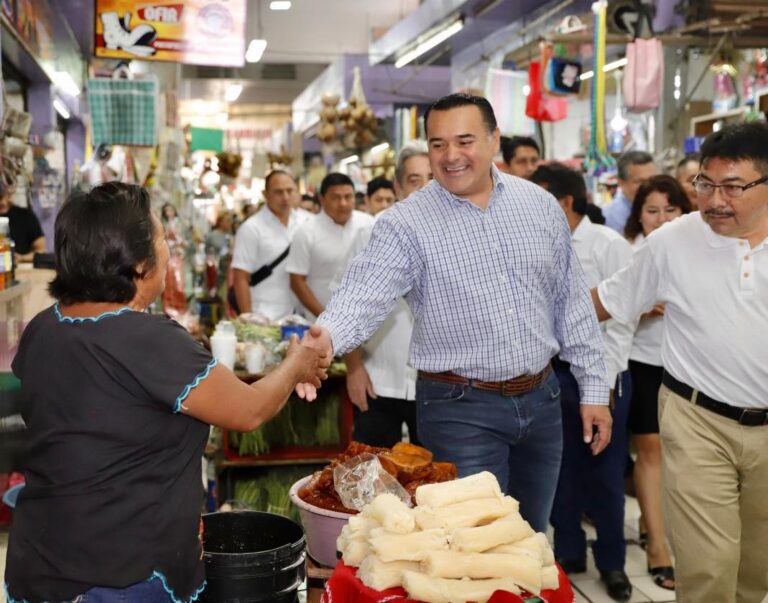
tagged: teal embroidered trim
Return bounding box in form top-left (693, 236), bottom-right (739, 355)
top-left (173, 359), bottom-right (218, 413)
top-left (150, 571), bottom-right (206, 603)
top-left (54, 303), bottom-right (133, 324)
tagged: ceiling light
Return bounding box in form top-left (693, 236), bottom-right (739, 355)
top-left (269, 1), bottom-right (291, 9)
top-left (53, 98), bottom-right (71, 119)
top-left (246, 39), bottom-right (268, 63)
top-left (53, 71), bottom-right (80, 97)
top-left (579, 57), bottom-right (628, 81)
top-left (395, 18), bottom-right (464, 68)
top-left (225, 83), bottom-right (243, 102)
top-left (339, 154), bottom-right (359, 166)
top-left (370, 142), bottom-right (389, 154)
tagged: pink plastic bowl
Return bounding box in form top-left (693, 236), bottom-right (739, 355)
top-left (289, 476), bottom-right (353, 567)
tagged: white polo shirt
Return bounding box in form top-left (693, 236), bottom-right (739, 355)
top-left (340, 218), bottom-right (417, 401)
top-left (571, 216), bottom-right (635, 385)
top-left (286, 210), bottom-right (374, 318)
top-left (628, 235), bottom-right (664, 367)
top-left (598, 212), bottom-right (768, 409)
top-left (231, 207), bottom-right (310, 320)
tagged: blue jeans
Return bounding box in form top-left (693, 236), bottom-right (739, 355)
top-left (416, 371), bottom-right (563, 532)
top-left (550, 364), bottom-right (631, 571)
top-left (75, 577), bottom-right (175, 602)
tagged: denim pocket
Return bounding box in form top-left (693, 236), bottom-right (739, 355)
top-left (416, 379), bottom-right (465, 404)
top-left (543, 372), bottom-right (561, 400)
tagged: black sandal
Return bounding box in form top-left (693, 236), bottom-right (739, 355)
top-left (649, 566), bottom-right (675, 590)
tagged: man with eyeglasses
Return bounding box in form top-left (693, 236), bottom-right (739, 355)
top-left (592, 122), bottom-right (768, 603)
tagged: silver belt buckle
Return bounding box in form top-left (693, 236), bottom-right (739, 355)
top-left (739, 408), bottom-right (768, 426)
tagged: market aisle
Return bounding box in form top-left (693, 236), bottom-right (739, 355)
top-left (565, 496), bottom-right (676, 603)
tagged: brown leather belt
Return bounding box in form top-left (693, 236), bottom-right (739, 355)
top-left (418, 365), bottom-right (552, 397)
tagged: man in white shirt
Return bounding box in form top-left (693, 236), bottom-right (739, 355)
top-left (287, 173), bottom-right (374, 319)
top-left (231, 170), bottom-right (309, 319)
top-left (341, 142), bottom-right (432, 447)
top-left (365, 177), bottom-right (396, 216)
top-left (532, 164), bottom-right (635, 601)
top-left (593, 122), bottom-right (768, 603)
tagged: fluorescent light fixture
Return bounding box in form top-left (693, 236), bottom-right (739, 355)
top-left (339, 154), bottom-right (359, 166)
top-left (269, 0), bottom-right (291, 9)
top-left (225, 83), bottom-right (243, 102)
top-left (579, 57), bottom-right (628, 81)
top-left (53, 98), bottom-right (71, 119)
top-left (370, 142), bottom-right (389, 154)
top-left (53, 71), bottom-right (80, 97)
top-left (395, 18), bottom-right (464, 68)
top-left (246, 39), bottom-right (268, 63)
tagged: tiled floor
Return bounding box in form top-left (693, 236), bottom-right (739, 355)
top-left (0, 499), bottom-right (676, 603)
top-left (563, 496), bottom-right (676, 603)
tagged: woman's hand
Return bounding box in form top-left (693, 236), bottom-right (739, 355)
top-left (284, 334), bottom-right (329, 389)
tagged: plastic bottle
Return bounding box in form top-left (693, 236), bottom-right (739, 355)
top-left (209, 321), bottom-right (237, 370)
top-left (0, 217), bottom-right (13, 291)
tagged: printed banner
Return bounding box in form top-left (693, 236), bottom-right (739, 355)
top-left (95, 0), bottom-right (246, 67)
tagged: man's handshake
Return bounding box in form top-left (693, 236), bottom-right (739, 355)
top-left (295, 324), bottom-right (334, 401)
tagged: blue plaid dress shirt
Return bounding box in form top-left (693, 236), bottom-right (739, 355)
top-left (318, 166), bottom-right (609, 405)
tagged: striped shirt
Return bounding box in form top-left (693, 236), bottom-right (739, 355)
top-left (318, 166), bottom-right (609, 405)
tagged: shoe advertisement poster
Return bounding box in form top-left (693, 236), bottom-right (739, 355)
top-left (95, 0), bottom-right (246, 67)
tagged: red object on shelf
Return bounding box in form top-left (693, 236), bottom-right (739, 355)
top-left (321, 561), bottom-right (575, 603)
top-left (224, 375), bottom-right (354, 462)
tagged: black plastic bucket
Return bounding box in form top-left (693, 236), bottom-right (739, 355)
top-left (201, 511), bottom-right (306, 603)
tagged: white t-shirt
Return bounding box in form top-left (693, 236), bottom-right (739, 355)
top-left (628, 235), bottom-right (664, 366)
top-left (571, 216), bottom-right (635, 385)
top-left (286, 210), bottom-right (374, 318)
top-left (231, 207), bottom-right (310, 320)
top-left (598, 212), bottom-right (768, 409)
top-left (340, 217), bottom-right (417, 401)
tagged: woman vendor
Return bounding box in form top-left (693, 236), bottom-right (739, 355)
top-left (3, 182), bottom-right (328, 603)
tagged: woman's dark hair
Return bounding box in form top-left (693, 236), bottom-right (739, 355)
top-left (624, 175), bottom-right (691, 241)
top-left (49, 182), bottom-right (158, 305)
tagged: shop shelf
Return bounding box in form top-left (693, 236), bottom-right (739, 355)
top-left (223, 374), bottom-right (353, 463)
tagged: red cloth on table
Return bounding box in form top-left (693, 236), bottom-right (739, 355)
top-left (320, 561), bottom-right (574, 603)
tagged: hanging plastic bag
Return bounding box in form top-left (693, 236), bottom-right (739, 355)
top-left (87, 66), bottom-right (159, 146)
top-left (623, 38), bottom-right (664, 112)
top-left (543, 17), bottom-right (584, 96)
top-left (525, 61), bottom-right (569, 122)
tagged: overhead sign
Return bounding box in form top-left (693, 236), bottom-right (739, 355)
top-left (95, 0), bottom-right (246, 67)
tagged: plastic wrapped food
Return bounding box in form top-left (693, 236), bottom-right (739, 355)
top-left (333, 455), bottom-right (412, 512)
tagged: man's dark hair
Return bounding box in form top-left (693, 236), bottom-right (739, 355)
top-left (530, 163), bottom-right (588, 215)
top-left (617, 150), bottom-right (654, 181)
top-left (624, 174), bottom-right (691, 241)
top-left (301, 193), bottom-right (319, 206)
top-left (264, 169), bottom-right (296, 190)
top-left (423, 93), bottom-right (498, 135)
top-left (501, 136), bottom-right (540, 164)
top-left (676, 152), bottom-right (700, 171)
top-left (49, 182), bottom-right (157, 305)
top-left (700, 122), bottom-right (768, 175)
top-left (320, 172), bottom-right (354, 197)
top-left (367, 176), bottom-right (395, 198)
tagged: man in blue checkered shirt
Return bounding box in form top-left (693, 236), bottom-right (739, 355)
top-left (298, 93), bottom-right (611, 532)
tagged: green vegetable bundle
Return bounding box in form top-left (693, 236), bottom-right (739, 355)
top-left (229, 393), bottom-right (341, 457)
top-left (232, 466), bottom-right (322, 523)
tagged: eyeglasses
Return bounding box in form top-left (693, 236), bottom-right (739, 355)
top-left (692, 175), bottom-right (768, 198)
